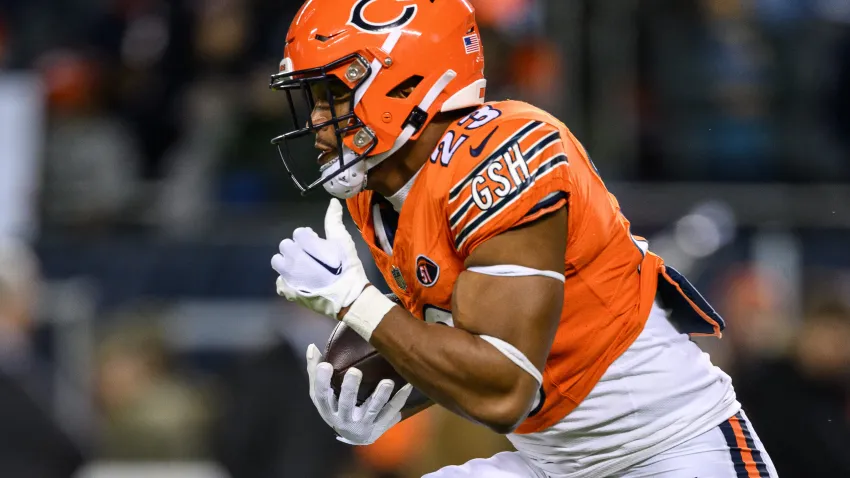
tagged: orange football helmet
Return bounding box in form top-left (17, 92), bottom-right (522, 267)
top-left (270, 0), bottom-right (486, 198)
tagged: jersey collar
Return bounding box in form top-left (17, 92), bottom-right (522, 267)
top-left (384, 167), bottom-right (422, 212)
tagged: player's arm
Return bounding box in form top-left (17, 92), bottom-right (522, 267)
top-left (369, 208), bottom-right (565, 433)
top-left (273, 120), bottom-right (571, 434)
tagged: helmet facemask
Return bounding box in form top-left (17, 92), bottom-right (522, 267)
top-left (270, 54), bottom-right (378, 198)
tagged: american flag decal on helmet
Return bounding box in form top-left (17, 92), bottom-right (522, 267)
top-left (463, 34), bottom-right (480, 54)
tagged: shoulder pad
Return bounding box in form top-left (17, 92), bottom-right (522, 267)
top-left (432, 104), bottom-right (571, 255)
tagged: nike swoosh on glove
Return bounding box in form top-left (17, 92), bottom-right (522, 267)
top-left (272, 199), bottom-right (370, 319)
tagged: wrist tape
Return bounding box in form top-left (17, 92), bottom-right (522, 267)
top-left (343, 286), bottom-right (397, 341)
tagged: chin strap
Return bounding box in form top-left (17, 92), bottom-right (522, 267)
top-left (324, 69), bottom-right (458, 199)
top-left (324, 66), bottom-right (461, 199)
top-left (364, 69), bottom-right (458, 170)
top-left (354, 30), bottom-right (404, 108)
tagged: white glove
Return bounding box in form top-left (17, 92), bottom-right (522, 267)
top-left (306, 343), bottom-right (413, 445)
top-left (272, 199), bottom-right (369, 319)
top-left (272, 199), bottom-right (397, 340)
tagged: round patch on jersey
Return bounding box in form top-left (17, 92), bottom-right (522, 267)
top-left (415, 255), bottom-right (440, 287)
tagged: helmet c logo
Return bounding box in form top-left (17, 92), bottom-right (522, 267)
top-left (349, 0), bottom-right (418, 33)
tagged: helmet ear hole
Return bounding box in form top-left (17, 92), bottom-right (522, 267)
top-left (386, 75), bottom-right (424, 99)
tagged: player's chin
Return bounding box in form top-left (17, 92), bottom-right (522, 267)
top-left (317, 150), bottom-right (338, 167)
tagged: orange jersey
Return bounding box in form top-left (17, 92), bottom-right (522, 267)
top-left (347, 100), bottom-right (723, 434)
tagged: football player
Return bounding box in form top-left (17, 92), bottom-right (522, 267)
top-left (269, 1), bottom-right (778, 476)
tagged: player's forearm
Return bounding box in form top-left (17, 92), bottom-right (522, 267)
top-left (369, 306), bottom-right (537, 433)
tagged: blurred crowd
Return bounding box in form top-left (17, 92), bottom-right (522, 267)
top-left (0, 0), bottom-right (848, 477)
top-left (3, 234), bottom-right (850, 477)
top-left (636, 0), bottom-right (850, 182)
top-left (0, 0), bottom-right (846, 234)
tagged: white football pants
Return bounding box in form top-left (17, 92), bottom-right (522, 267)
top-left (423, 410), bottom-right (778, 478)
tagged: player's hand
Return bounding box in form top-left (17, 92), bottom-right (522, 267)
top-left (272, 199), bottom-right (369, 320)
top-left (306, 343), bottom-right (412, 445)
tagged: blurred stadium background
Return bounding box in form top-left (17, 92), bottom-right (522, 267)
top-left (0, 0), bottom-right (849, 476)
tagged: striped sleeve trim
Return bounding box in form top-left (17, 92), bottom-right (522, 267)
top-left (448, 121), bottom-right (544, 202)
top-left (524, 191), bottom-right (568, 218)
top-left (454, 154), bottom-right (569, 251)
top-left (449, 132), bottom-right (563, 230)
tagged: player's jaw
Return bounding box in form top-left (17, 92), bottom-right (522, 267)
top-left (315, 138), bottom-right (338, 168)
top-left (309, 78), bottom-right (356, 168)
top-left (310, 109), bottom-right (350, 169)
top-left (310, 112), bottom-right (344, 171)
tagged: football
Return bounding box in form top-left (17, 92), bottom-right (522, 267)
top-left (325, 297), bottom-right (430, 414)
